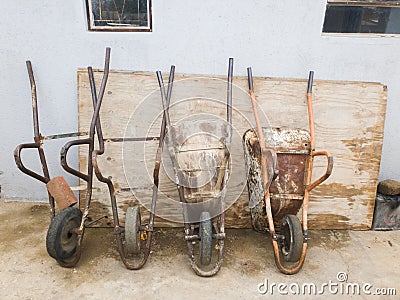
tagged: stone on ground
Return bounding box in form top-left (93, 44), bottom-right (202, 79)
top-left (378, 179), bottom-right (400, 196)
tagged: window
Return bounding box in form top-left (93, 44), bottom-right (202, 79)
top-left (322, 1), bottom-right (400, 34)
top-left (85, 0), bottom-right (152, 32)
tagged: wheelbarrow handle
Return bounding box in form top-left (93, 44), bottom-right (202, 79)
top-left (89, 47), bottom-right (110, 142)
top-left (60, 139), bottom-right (91, 182)
top-left (156, 66), bottom-right (175, 134)
top-left (307, 71), bottom-right (314, 94)
top-left (26, 61), bottom-right (41, 140)
top-left (87, 66), bottom-right (105, 153)
top-left (247, 67), bottom-right (254, 91)
top-left (13, 143), bottom-right (50, 184)
top-left (92, 149), bottom-right (109, 183)
top-left (306, 150), bottom-right (333, 192)
top-left (227, 58), bottom-right (234, 128)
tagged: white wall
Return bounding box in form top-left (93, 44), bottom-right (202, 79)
top-left (1, 0), bottom-right (399, 201)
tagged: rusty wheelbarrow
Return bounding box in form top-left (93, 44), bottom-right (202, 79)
top-left (90, 67), bottom-right (174, 270)
top-left (156, 58), bottom-right (233, 277)
top-left (243, 68), bottom-right (333, 275)
top-left (13, 48), bottom-right (111, 267)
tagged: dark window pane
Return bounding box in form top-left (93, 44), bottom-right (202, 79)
top-left (88, 0), bottom-right (151, 30)
top-left (323, 5), bottom-right (400, 33)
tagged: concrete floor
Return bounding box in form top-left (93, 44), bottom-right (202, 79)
top-left (0, 201), bottom-right (399, 300)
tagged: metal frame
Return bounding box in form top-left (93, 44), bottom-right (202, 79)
top-left (91, 63), bottom-right (172, 270)
top-left (85, 0), bottom-right (152, 32)
top-left (245, 68), bottom-right (334, 275)
top-left (13, 49), bottom-right (111, 267)
top-left (156, 58), bottom-right (233, 277)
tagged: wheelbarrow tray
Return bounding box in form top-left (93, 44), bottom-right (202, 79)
top-left (243, 127), bottom-right (311, 230)
top-left (167, 119), bottom-right (230, 203)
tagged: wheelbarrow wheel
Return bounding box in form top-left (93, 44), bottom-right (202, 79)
top-left (279, 215), bottom-right (303, 262)
top-left (199, 211), bottom-right (212, 266)
top-left (125, 206), bottom-right (141, 255)
top-left (46, 206), bottom-right (82, 260)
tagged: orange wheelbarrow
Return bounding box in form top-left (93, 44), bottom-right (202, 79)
top-left (243, 69), bottom-right (333, 274)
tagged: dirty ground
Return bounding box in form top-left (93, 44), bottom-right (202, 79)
top-left (0, 201), bottom-right (398, 299)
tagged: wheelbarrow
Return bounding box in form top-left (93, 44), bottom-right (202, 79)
top-left (243, 68), bottom-right (333, 275)
top-left (14, 48), bottom-right (111, 267)
top-left (90, 66), bottom-right (175, 270)
top-left (155, 58), bottom-right (233, 277)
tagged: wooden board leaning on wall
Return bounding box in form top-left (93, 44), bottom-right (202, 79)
top-left (78, 69), bottom-right (387, 230)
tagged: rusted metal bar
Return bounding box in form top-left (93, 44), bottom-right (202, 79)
top-left (26, 61), bottom-right (40, 142)
top-left (156, 68), bottom-right (187, 195)
top-left (88, 50), bottom-right (109, 147)
top-left (156, 71), bottom-right (173, 142)
top-left (307, 71), bottom-right (316, 150)
top-left (300, 71), bottom-right (316, 239)
top-left (27, 60), bottom-right (52, 194)
top-left (88, 66), bottom-right (105, 153)
top-left (43, 131), bottom-right (89, 140)
top-left (60, 138), bottom-right (91, 181)
top-left (105, 136), bottom-right (159, 143)
top-left (185, 233), bottom-right (226, 241)
top-left (306, 150), bottom-right (334, 192)
top-left (14, 61), bottom-right (55, 217)
top-left (247, 68), bottom-right (278, 180)
top-left (149, 65), bottom-right (175, 226)
top-left (227, 58), bottom-right (233, 140)
top-left (247, 67), bottom-right (277, 237)
top-left (84, 47), bottom-right (111, 227)
top-left (272, 239), bottom-right (308, 275)
top-left (14, 143), bottom-right (50, 184)
top-left (60, 49), bottom-right (110, 189)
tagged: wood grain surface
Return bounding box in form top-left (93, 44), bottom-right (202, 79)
top-left (78, 69), bottom-right (386, 229)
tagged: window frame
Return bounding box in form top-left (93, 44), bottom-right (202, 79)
top-left (323, 1), bottom-right (400, 36)
top-left (85, 0), bottom-right (152, 32)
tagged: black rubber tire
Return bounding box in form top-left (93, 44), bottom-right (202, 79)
top-left (279, 215), bottom-right (303, 262)
top-left (125, 206), bottom-right (141, 255)
top-left (199, 211), bottom-right (213, 266)
top-left (46, 207), bottom-right (82, 260)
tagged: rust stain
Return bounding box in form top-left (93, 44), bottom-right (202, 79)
top-left (270, 154), bottom-right (308, 195)
top-left (308, 213), bottom-right (371, 230)
top-left (341, 125), bottom-right (383, 175)
top-left (312, 182), bottom-right (363, 199)
top-left (310, 183), bottom-right (374, 228)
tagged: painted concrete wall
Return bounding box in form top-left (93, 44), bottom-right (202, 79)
top-left (1, 0), bottom-right (399, 201)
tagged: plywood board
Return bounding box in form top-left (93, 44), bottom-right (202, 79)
top-left (78, 69), bottom-right (387, 230)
